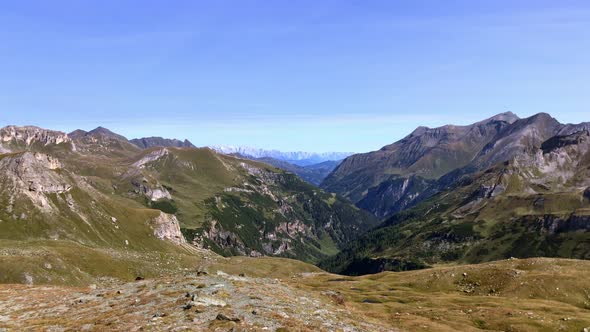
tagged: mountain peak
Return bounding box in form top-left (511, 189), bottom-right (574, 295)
top-left (86, 127), bottom-right (129, 141)
top-left (89, 126), bottom-right (116, 135)
top-left (409, 126), bottom-right (430, 136)
top-left (488, 111), bottom-right (519, 123)
top-left (475, 112), bottom-right (520, 126)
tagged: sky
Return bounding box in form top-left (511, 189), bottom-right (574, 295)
top-left (1, 1), bottom-right (589, 153)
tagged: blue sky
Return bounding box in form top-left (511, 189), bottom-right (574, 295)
top-left (1, 1), bottom-right (589, 152)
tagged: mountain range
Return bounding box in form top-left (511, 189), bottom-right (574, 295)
top-left (3, 112), bottom-right (590, 331)
top-left (0, 125), bottom-right (377, 286)
top-left (319, 112), bottom-right (590, 275)
top-left (211, 145), bottom-right (353, 166)
top-left (322, 112), bottom-right (590, 218)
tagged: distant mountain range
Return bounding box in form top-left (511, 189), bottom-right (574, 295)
top-left (210, 145), bottom-right (354, 166)
top-left (122, 140), bottom-right (346, 185)
top-left (245, 157), bottom-right (342, 185)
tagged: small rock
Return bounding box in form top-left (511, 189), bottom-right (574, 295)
top-left (462, 273), bottom-right (468, 277)
top-left (239, 273), bottom-right (246, 277)
top-left (182, 303), bottom-right (193, 310)
top-left (152, 312), bottom-right (166, 318)
top-left (23, 273), bottom-right (34, 285)
top-left (216, 313), bottom-right (240, 322)
top-left (322, 290), bottom-right (345, 305)
top-left (135, 276), bottom-right (144, 281)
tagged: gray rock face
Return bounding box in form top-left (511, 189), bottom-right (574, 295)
top-left (151, 212), bottom-right (186, 245)
top-left (132, 149), bottom-right (170, 168)
top-left (0, 152), bottom-right (72, 212)
top-left (357, 175), bottom-right (434, 218)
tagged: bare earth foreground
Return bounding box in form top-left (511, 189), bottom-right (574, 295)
top-left (1, 257), bottom-right (590, 331)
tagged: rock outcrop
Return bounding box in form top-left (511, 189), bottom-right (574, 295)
top-left (0, 152), bottom-right (72, 212)
top-left (150, 212), bottom-right (186, 245)
top-left (0, 126), bottom-right (72, 152)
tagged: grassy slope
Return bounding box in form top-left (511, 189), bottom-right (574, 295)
top-left (297, 258), bottom-right (590, 331)
top-left (1, 257), bottom-right (588, 331)
top-left (0, 142), bottom-right (376, 284)
top-left (121, 148), bottom-right (378, 263)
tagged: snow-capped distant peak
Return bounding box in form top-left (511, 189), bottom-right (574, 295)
top-left (209, 145), bottom-right (354, 166)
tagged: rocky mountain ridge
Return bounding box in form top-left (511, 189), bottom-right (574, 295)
top-left (322, 112), bottom-right (590, 219)
top-left (130, 136), bottom-right (196, 149)
top-left (320, 125), bottom-right (590, 275)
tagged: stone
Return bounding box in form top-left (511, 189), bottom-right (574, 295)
top-left (215, 313), bottom-right (240, 322)
top-left (23, 274), bottom-right (33, 285)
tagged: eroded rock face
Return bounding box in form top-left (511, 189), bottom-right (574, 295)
top-left (0, 153), bottom-right (72, 212)
top-left (201, 220), bottom-right (247, 255)
top-left (131, 178), bottom-right (172, 201)
top-left (0, 126), bottom-right (72, 152)
top-left (151, 212), bottom-right (186, 245)
top-left (133, 149), bottom-right (170, 168)
top-left (510, 130), bottom-right (590, 191)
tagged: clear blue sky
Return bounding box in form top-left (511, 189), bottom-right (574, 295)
top-left (1, 1), bottom-right (589, 152)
